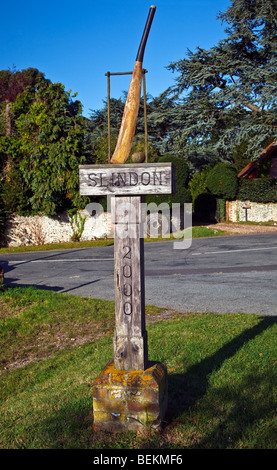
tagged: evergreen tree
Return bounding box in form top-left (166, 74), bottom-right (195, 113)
top-left (87, 97), bottom-right (125, 164)
top-left (142, 91), bottom-right (180, 155)
top-left (0, 68), bottom-right (89, 216)
top-left (164, 0), bottom-right (277, 166)
top-left (87, 95), bottom-right (161, 163)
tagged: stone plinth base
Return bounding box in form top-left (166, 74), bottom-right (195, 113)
top-left (93, 360), bottom-right (168, 432)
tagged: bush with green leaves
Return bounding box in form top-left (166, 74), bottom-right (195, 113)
top-left (146, 154), bottom-right (191, 208)
top-left (68, 208), bottom-right (86, 242)
top-left (206, 163), bottom-right (238, 200)
top-left (237, 178), bottom-right (277, 203)
top-left (0, 68), bottom-right (90, 217)
top-left (188, 168), bottom-right (210, 207)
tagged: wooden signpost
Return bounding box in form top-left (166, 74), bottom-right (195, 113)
top-left (79, 5), bottom-right (171, 432)
top-left (80, 163), bottom-right (173, 431)
top-left (80, 163), bottom-right (174, 372)
top-left (79, 163), bottom-right (174, 197)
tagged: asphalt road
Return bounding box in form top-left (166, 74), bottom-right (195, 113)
top-left (1, 232), bottom-right (277, 316)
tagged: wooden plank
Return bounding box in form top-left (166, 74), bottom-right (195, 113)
top-left (110, 195), bottom-right (146, 224)
top-left (113, 196), bottom-right (148, 371)
top-left (79, 163), bottom-right (174, 196)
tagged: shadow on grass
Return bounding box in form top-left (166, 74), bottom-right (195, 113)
top-left (193, 369), bottom-right (276, 449)
top-left (166, 316), bottom-right (277, 447)
top-left (37, 399), bottom-right (132, 450)
top-left (35, 399), bottom-right (95, 449)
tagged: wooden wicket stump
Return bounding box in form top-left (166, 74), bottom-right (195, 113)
top-left (92, 360), bottom-right (168, 432)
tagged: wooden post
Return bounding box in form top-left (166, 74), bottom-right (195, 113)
top-left (106, 72), bottom-right (111, 162)
top-left (79, 163), bottom-right (174, 372)
top-left (113, 196), bottom-right (147, 370)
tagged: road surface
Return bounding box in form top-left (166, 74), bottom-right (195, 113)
top-left (1, 233), bottom-right (277, 316)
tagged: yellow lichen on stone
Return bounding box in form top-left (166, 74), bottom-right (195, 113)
top-left (92, 360), bottom-right (168, 432)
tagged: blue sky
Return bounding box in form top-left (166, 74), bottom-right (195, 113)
top-left (1, 0), bottom-right (230, 117)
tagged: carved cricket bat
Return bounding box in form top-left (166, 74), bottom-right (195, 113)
top-left (110, 5), bottom-right (156, 164)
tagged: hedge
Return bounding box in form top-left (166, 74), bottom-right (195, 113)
top-left (237, 178), bottom-right (277, 203)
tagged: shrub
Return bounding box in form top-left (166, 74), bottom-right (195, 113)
top-left (237, 178), bottom-right (277, 203)
top-left (215, 198), bottom-right (226, 222)
top-left (206, 163), bottom-right (238, 200)
top-left (188, 169), bottom-right (209, 207)
top-left (146, 154), bottom-right (191, 207)
top-left (68, 209), bottom-right (86, 242)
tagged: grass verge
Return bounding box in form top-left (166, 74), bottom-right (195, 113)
top-left (0, 238), bottom-right (114, 254)
top-left (0, 286), bottom-right (276, 449)
top-left (0, 226), bottom-right (225, 254)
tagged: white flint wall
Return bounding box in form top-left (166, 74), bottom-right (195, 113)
top-left (4, 210), bottom-right (113, 247)
top-left (226, 200), bottom-right (277, 223)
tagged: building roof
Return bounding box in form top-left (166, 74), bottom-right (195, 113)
top-left (238, 142), bottom-right (277, 178)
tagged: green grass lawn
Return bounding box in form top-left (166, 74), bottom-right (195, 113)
top-left (0, 286), bottom-right (276, 449)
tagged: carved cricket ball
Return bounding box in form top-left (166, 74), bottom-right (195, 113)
top-left (131, 152), bottom-right (145, 163)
